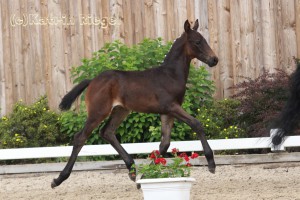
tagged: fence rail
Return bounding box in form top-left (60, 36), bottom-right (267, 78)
top-left (1, 135), bottom-right (300, 161)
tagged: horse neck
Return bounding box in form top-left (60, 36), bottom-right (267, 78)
top-left (162, 35), bottom-right (192, 83)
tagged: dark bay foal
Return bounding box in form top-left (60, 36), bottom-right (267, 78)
top-left (51, 19), bottom-right (218, 188)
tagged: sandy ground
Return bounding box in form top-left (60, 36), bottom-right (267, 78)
top-left (1, 162), bottom-right (300, 200)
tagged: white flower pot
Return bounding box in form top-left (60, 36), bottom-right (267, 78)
top-left (137, 177), bottom-right (195, 200)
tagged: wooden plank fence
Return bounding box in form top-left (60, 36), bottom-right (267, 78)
top-left (0, 0), bottom-right (300, 115)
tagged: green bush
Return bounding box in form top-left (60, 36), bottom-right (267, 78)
top-left (59, 105), bottom-right (88, 143)
top-left (64, 38), bottom-right (215, 144)
top-left (59, 102), bottom-right (108, 145)
top-left (196, 99), bottom-right (245, 139)
top-left (0, 96), bottom-right (68, 148)
top-left (71, 38), bottom-right (172, 84)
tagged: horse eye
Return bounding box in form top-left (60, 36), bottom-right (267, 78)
top-left (196, 41), bottom-right (201, 45)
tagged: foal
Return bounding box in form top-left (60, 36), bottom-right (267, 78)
top-left (51, 19), bottom-right (218, 188)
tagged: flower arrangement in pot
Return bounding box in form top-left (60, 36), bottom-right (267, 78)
top-left (136, 148), bottom-right (199, 200)
top-left (138, 148), bottom-right (199, 178)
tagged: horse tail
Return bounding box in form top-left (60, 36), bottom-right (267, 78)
top-left (59, 79), bottom-right (91, 111)
top-left (272, 62), bottom-right (300, 145)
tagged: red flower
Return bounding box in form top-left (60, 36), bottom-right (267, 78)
top-left (179, 153), bottom-right (189, 162)
top-left (171, 148), bottom-right (179, 155)
top-left (149, 153), bottom-right (156, 160)
top-left (154, 158), bottom-right (160, 164)
top-left (160, 158), bottom-right (167, 165)
top-left (183, 156), bottom-right (190, 162)
top-left (186, 163), bottom-right (192, 167)
top-left (190, 153), bottom-right (199, 159)
top-left (154, 158), bottom-right (167, 165)
top-left (149, 150), bottom-right (160, 160)
top-left (153, 150), bottom-right (160, 156)
top-left (179, 153), bottom-right (187, 158)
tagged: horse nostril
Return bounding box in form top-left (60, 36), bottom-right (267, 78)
top-left (205, 56), bottom-right (218, 67)
top-left (212, 57), bottom-right (218, 65)
top-left (207, 56), bottom-right (218, 67)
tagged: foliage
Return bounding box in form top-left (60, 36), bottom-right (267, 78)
top-left (186, 66), bottom-right (215, 111)
top-left (71, 38), bottom-right (172, 84)
top-left (293, 56), bottom-right (300, 64)
top-left (0, 96), bottom-right (68, 148)
top-left (59, 108), bottom-right (86, 141)
top-left (59, 102), bottom-right (109, 145)
top-left (196, 99), bottom-right (245, 139)
top-left (230, 69), bottom-right (290, 137)
top-left (67, 38), bottom-right (215, 144)
top-left (138, 148), bottom-right (199, 179)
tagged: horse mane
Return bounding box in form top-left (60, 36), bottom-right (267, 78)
top-left (162, 33), bottom-right (187, 64)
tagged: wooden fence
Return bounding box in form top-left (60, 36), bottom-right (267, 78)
top-left (1, 0), bottom-right (300, 115)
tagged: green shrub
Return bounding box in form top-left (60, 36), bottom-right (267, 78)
top-left (0, 96), bottom-right (68, 148)
top-left (71, 38), bottom-right (172, 84)
top-left (59, 103), bottom-right (108, 145)
top-left (59, 105), bottom-right (88, 144)
top-left (196, 99), bottom-right (245, 139)
top-left (65, 38), bottom-right (215, 144)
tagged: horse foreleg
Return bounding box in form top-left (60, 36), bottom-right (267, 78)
top-left (169, 104), bottom-right (216, 173)
top-left (51, 117), bottom-right (104, 188)
top-left (159, 115), bottom-right (174, 155)
top-left (99, 107), bottom-right (136, 181)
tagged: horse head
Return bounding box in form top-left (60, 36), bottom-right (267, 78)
top-left (184, 19), bottom-right (218, 67)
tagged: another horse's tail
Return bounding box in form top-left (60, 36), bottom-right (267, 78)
top-left (272, 62), bottom-right (300, 146)
top-left (59, 79), bottom-right (91, 111)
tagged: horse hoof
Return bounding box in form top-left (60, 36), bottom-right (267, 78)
top-left (128, 172), bottom-right (136, 182)
top-left (208, 167), bottom-right (216, 174)
top-left (51, 180), bottom-right (57, 189)
top-left (272, 135), bottom-right (283, 146)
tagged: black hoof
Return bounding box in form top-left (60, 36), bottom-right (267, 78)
top-left (209, 167), bottom-right (216, 174)
top-left (272, 135), bottom-right (283, 146)
top-left (128, 164), bottom-right (137, 182)
top-left (51, 179), bottom-right (57, 189)
top-left (128, 172), bottom-right (136, 182)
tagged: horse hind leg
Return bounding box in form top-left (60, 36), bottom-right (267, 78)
top-left (51, 113), bottom-right (109, 188)
top-left (99, 106), bottom-right (136, 181)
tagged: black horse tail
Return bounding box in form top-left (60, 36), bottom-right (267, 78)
top-left (59, 79), bottom-right (91, 111)
top-left (272, 62), bottom-right (300, 146)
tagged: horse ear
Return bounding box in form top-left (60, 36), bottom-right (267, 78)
top-left (184, 20), bottom-right (191, 33)
top-left (192, 19), bottom-right (199, 30)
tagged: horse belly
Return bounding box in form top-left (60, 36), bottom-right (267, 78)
top-left (123, 91), bottom-right (170, 114)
